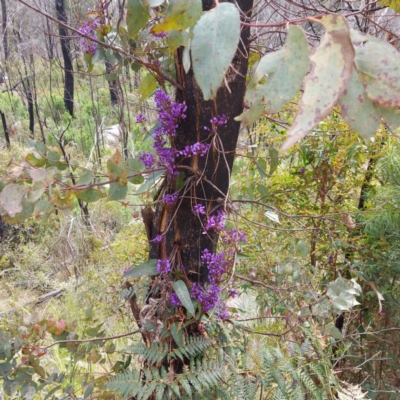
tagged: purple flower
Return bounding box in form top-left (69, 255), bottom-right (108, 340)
top-left (162, 192), bottom-right (179, 206)
top-left (201, 249), bottom-right (227, 283)
top-left (139, 152), bottom-right (155, 169)
top-left (180, 142), bottom-right (211, 158)
top-left (299, 167), bottom-right (306, 174)
top-left (157, 259), bottom-right (171, 275)
top-left (193, 204), bottom-right (206, 215)
top-left (203, 210), bottom-right (225, 233)
top-left (152, 234), bottom-right (163, 243)
top-left (228, 287), bottom-right (239, 298)
top-left (123, 264), bottom-right (132, 275)
top-left (204, 114), bottom-right (228, 132)
top-left (221, 229), bottom-right (247, 245)
top-left (136, 114), bottom-right (148, 123)
top-left (170, 293), bottom-right (181, 307)
top-left (152, 32), bottom-right (168, 39)
top-left (77, 18), bottom-right (100, 55)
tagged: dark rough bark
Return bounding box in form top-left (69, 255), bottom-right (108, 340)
top-left (26, 87), bottom-right (34, 138)
top-left (1, 0), bottom-right (7, 60)
top-left (105, 59), bottom-right (119, 106)
top-left (148, 0), bottom-right (253, 285)
top-left (1, 110), bottom-right (9, 149)
top-left (55, 0), bottom-right (74, 116)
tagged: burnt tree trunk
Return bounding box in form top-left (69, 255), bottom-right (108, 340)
top-left (1, 110), bottom-right (9, 149)
top-left (1, 0), bottom-right (8, 60)
top-left (148, 0), bottom-right (253, 287)
top-left (105, 59), bottom-right (119, 106)
top-left (55, 0), bottom-right (74, 116)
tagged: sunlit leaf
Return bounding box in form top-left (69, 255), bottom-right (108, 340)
top-left (338, 68), bottom-right (381, 139)
top-left (167, 30), bottom-right (189, 52)
top-left (124, 259), bottom-right (158, 278)
top-left (173, 280), bottom-right (195, 315)
top-left (138, 72), bottom-right (157, 103)
top-left (126, 0), bottom-right (150, 38)
top-left (236, 25), bottom-right (309, 125)
top-left (264, 211), bottom-right (280, 224)
top-left (0, 184), bottom-right (27, 217)
top-left (2, 198), bottom-right (34, 224)
top-left (151, 0), bottom-right (202, 33)
top-left (107, 149), bottom-right (127, 182)
top-left (191, 3), bottom-right (240, 100)
top-left (29, 168), bottom-right (47, 182)
top-left (281, 15), bottom-right (355, 151)
top-left (379, 106), bottom-right (400, 130)
top-left (352, 29), bottom-right (400, 108)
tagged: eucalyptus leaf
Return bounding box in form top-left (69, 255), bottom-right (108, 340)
top-left (124, 259), bottom-right (158, 278)
top-left (281, 15), bottom-right (355, 151)
top-left (108, 182), bottom-right (128, 201)
top-left (151, 0), bottom-right (202, 33)
top-left (126, 0), bottom-right (150, 38)
top-left (191, 3), bottom-right (240, 100)
top-left (173, 280), bottom-right (195, 315)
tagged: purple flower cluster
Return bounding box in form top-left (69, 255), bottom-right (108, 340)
top-left (203, 210), bottom-right (226, 233)
top-left (139, 152), bottom-right (156, 169)
top-left (170, 293), bottom-right (181, 307)
top-left (221, 229), bottom-right (247, 253)
top-left (136, 114), bottom-right (148, 123)
top-left (180, 142), bottom-right (211, 158)
top-left (193, 204), bottom-right (206, 215)
top-left (204, 114), bottom-right (228, 133)
top-left (191, 282), bottom-right (220, 312)
top-left (157, 259), bottom-right (171, 275)
top-left (162, 192), bottom-right (179, 206)
top-left (78, 18), bottom-right (100, 55)
top-left (151, 90), bottom-right (187, 177)
top-left (201, 249), bottom-right (227, 283)
top-left (151, 32), bottom-right (168, 39)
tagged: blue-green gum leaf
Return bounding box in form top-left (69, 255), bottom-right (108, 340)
top-left (191, 3), bottom-right (240, 100)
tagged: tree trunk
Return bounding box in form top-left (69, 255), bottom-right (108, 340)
top-left (148, 0), bottom-right (253, 289)
top-left (105, 59), bottom-right (119, 106)
top-left (1, 110), bottom-right (10, 149)
top-left (1, 0), bottom-right (8, 60)
top-left (55, 0), bottom-right (74, 116)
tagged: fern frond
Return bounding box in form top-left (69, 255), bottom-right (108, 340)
top-left (169, 336), bottom-right (214, 360)
top-left (128, 341), bottom-right (168, 364)
top-left (338, 381), bottom-right (367, 400)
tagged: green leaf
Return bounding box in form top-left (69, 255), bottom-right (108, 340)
top-left (124, 259), bottom-right (158, 278)
top-left (324, 325), bottom-right (343, 340)
top-left (0, 362), bottom-right (12, 377)
top-left (107, 149), bottom-right (126, 182)
top-left (167, 30), bottom-right (189, 52)
top-left (379, 106), bottom-right (400, 130)
top-left (172, 280), bottom-right (195, 315)
top-left (236, 25), bottom-right (309, 125)
top-left (2, 198), bottom-right (33, 224)
top-left (191, 2), bottom-right (240, 100)
top-left (338, 68), bottom-right (381, 139)
top-left (47, 150), bottom-right (61, 165)
top-left (352, 29), bottom-right (400, 108)
top-left (151, 0), bottom-right (202, 33)
top-left (170, 323), bottom-right (184, 347)
top-left (77, 170), bottom-right (93, 185)
top-left (268, 147), bottom-right (279, 175)
top-left (83, 382), bottom-right (94, 400)
top-left (26, 151), bottom-right (46, 168)
top-left (27, 181), bottom-right (45, 203)
top-left (138, 72), bottom-right (157, 103)
top-left (0, 184), bottom-right (27, 217)
top-left (75, 188), bottom-right (103, 203)
top-left (126, 0), bottom-right (150, 38)
top-left (21, 382), bottom-right (36, 400)
top-left (281, 15), bottom-right (355, 151)
top-left (137, 169), bottom-right (165, 193)
top-left (108, 182), bottom-right (128, 201)
top-left (34, 200), bottom-right (55, 218)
